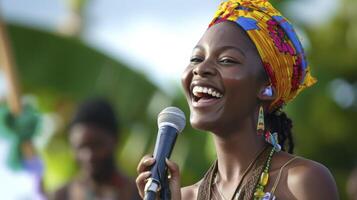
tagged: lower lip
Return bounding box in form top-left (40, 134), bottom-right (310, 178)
top-left (192, 97), bottom-right (222, 108)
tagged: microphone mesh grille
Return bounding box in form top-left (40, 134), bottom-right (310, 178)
top-left (157, 107), bottom-right (186, 133)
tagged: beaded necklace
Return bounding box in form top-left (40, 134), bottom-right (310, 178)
top-left (210, 146), bottom-right (275, 200)
top-left (253, 147), bottom-right (275, 200)
top-left (212, 146), bottom-right (267, 200)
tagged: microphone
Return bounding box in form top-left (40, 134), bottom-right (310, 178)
top-left (144, 107), bottom-right (186, 200)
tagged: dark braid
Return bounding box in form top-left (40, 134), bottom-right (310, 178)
top-left (266, 111), bottom-right (294, 153)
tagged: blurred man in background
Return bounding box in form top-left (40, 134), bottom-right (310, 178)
top-left (53, 98), bottom-right (140, 200)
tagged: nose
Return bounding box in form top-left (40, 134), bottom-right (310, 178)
top-left (192, 60), bottom-right (217, 77)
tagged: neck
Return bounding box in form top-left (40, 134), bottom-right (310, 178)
top-left (212, 118), bottom-right (266, 182)
top-left (83, 160), bottom-right (117, 186)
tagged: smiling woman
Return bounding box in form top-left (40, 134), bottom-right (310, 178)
top-left (182, 22), bottom-right (265, 135)
top-left (136, 0), bottom-right (339, 200)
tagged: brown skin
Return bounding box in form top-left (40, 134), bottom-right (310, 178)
top-left (136, 21), bottom-right (339, 200)
top-left (54, 123), bottom-right (138, 200)
top-left (69, 123), bottom-right (118, 182)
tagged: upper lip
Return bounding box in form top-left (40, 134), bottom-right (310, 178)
top-left (189, 79), bottom-right (224, 98)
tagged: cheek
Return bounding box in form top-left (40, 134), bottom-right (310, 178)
top-left (221, 66), bottom-right (245, 80)
top-left (181, 66), bottom-right (192, 85)
top-left (181, 66), bottom-right (193, 95)
top-left (223, 65), bottom-right (259, 93)
top-left (222, 71), bottom-right (259, 112)
top-left (96, 141), bottom-right (115, 158)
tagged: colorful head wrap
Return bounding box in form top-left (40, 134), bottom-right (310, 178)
top-left (209, 0), bottom-right (317, 111)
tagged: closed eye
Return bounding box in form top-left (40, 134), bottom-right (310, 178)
top-left (190, 56), bottom-right (204, 64)
top-left (218, 57), bottom-right (240, 65)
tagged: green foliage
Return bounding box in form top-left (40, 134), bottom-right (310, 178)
top-left (285, 1), bottom-right (357, 198)
top-left (7, 24), bottom-right (165, 191)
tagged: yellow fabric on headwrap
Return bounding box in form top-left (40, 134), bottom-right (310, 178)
top-left (209, 0), bottom-right (317, 111)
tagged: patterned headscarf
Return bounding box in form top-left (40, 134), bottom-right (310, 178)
top-left (209, 0), bottom-right (317, 111)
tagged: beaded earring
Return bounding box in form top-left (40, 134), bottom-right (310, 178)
top-left (259, 86), bottom-right (281, 152)
top-left (254, 87), bottom-right (280, 200)
top-left (256, 106), bottom-right (265, 136)
top-left (257, 110), bottom-right (281, 152)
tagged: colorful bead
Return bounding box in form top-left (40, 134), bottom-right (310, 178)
top-left (254, 189), bottom-right (265, 198)
top-left (265, 131), bottom-right (282, 152)
top-left (263, 86), bottom-right (273, 97)
top-left (262, 192), bottom-right (276, 200)
top-left (259, 171), bottom-right (269, 186)
top-left (254, 148), bottom-right (275, 200)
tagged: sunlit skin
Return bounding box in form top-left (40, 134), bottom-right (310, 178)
top-left (136, 21), bottom-right (339, 200)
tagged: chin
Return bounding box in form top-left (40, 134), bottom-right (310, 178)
top-left (190, 113), bottom-right (220, 132)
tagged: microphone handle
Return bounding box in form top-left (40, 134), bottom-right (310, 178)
top-left (160, 172), bottom-right (171, 200)
top-left (144, 191), bottom-right (156, 200)
top-left (151, 126), bottom-right (177, 185)
top-left (144, 126), bottom-right (178, 200)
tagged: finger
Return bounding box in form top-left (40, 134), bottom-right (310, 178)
top-left (137, 155), bottom-right (155, 174)
top-left (166, 158), bottom-right (180, 180)
top-left (135, 171), bottom-right (151, 198)
top-left (165, 158), bottom-right (182, 200)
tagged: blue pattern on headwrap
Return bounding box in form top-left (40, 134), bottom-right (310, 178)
top-left (272, 15), bottom-right (307, 82)
top-left (236, 17), bottom-right (260, 31)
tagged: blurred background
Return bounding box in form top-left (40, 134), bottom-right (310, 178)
top-left (0, 0), bottom-right (356, 199)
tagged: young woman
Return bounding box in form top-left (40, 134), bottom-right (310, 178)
top-left (136, 0), bottom-right (339, 199)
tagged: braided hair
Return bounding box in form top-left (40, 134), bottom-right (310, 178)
top-left (266, 110), bottom-right (294, 153)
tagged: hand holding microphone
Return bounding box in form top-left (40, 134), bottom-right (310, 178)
top-left (136, 107), bottom-right (186, 200)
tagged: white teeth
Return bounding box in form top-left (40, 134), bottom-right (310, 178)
top-left (192, 86), bottom-right (223, 98)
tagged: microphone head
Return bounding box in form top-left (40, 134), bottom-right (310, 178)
top-left (158, 107), bottom-right (186, 133)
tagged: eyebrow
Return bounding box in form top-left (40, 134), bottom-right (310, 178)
top-left (193, 45), bottom-right (246, 57)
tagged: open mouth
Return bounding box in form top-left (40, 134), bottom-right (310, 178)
top-left (191, 86), bottom-right (223, 103)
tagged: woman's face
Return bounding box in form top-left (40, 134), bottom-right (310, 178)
top-left (181, 21), bottom-right (266, 134)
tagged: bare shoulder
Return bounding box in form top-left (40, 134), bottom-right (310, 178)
top-left (284, 156), bottom-right (339, 200)
top-left (181, 180), bottom-right (202, 200)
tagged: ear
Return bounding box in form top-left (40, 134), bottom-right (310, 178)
top-left (257, 85), bottom-right (277, 101)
